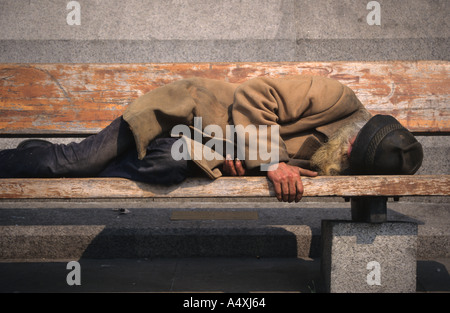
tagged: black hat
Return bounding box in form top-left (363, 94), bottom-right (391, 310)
top-left (349, 115), bottom-right (423, 175)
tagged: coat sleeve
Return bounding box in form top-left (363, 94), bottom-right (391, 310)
top-left (123, 78), bottom-right (237, 161)
top-left (231, 77), bottom-right (290, 170)
top-left (231, 76), bottom-right (364, 170)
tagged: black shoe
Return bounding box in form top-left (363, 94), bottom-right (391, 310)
top-left (16, 139), bottom-right (53, 150)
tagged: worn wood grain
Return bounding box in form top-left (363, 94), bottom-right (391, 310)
top-left (0, 176), bottom-right (448, 199)
top-left (1, 61), bottom-right (448, 134)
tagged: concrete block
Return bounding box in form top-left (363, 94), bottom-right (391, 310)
top-left (321, 220), bottom-right (417, 293)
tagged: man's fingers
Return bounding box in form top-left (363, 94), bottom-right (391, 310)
top-left (223, 155), bottom-right (247, 177)
top-left (299, 168), bottom-right (318, 177)
top-left (228, 160), bottom-right (237, 176)
top-left (273, 182), bottom-right (282, 202)
top-left (288, 175), bottom-right (297, 203)
top-left (235, 159), bottom-right (246, 176)
top-left (223, 156), bottom-right (237, 176)
top-left (294, 169), bottom-right (308, 202)
top-left (281, 181), bottom-right (290, 202)
top-left (295, 177), bottom-right (304, 202)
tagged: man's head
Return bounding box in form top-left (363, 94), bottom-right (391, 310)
top-left (311, 114), bottom-right (423, 176)
top-left (348, 114), bottom-right (423, 175)
top-left (310, 121), bottom-right (366, 175)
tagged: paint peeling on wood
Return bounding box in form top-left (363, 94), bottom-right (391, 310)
top-left (0, 176), bottom-right (448, 199)
top-left (0, 61), bottom-right (449, 134)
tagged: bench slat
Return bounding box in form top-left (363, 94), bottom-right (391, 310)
top-left (1, 61), bottom-right (448, 135)
top-left (0, 176), bottom-right (448, 199)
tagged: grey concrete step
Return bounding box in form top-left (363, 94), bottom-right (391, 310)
top-left (2, 0), bottom-right (446, 41)
top-left (1, 200), bottom-right (449, 260)
top-left (1, 0), bottom-right (448, 63)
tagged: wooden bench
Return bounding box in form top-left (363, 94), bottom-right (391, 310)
top-left (1, 61), bottom-right (449, 222)
top-left (1, 61), bottom-right (449, 293)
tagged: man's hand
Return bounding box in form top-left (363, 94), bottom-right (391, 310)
top-left (267, 162), bottom-right (318, 203)
top-left (223, 155), bottom-right (246, 176)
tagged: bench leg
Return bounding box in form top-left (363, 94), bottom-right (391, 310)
top-left (321, 220), bottom-right (417, 293)
top-left (350, 196), bottom-right (388, 223)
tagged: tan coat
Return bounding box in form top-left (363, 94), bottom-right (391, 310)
top-left (123, 76), bottom-right (370, 179)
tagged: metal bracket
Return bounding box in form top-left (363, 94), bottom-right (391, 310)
top-left (350, 196), bottom-right (388, 223)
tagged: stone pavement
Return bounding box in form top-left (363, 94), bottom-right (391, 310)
top-left (0, 257), bottom-right (449, 293)
top-left (1, 199), bottom-right (449, 293)
top-left (1, 199), bottom-right (449, 259)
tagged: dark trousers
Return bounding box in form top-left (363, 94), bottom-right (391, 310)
top-left (0, 117), bottom-right (195, 185)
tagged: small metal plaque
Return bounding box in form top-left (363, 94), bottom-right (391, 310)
top-left (170, 211), bottom-right (258, 221)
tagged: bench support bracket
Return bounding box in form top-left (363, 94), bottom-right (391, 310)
top-left (350, 196), bottom-right (388, 223)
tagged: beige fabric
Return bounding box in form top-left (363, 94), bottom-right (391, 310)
top-left (123, 77), bottom-right (238, 160)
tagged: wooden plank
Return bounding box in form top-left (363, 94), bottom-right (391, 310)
top-left (0, 175), bottom-right (448, 200)
top-left (1, 61), bottom-right (448, 134)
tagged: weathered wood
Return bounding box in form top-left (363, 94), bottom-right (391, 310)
top-left (1, 61), bottom-right (449, 134)
top-left (0, 175), bottom-right (448, 200)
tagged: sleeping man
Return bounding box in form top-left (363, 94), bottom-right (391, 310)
top-left (0, 76), bottom-right (423, 202)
